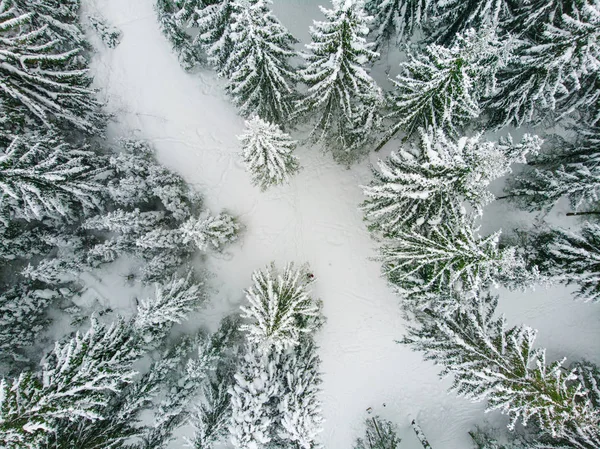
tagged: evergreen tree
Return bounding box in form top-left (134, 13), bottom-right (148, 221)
top-left (0, 317), bottom-right (141, 449)
top-left (195, 0), bottom-right (238, 72)
top-left (508, 0), bottom-right (575, 36)
top-left (238, 116), bottom-right (300, 191)
top-left (155, 0), bottom-right (203, 70)
top-left (228, 347), bottom-right (280, 449)
top-left (365, 0), bottom-right (432, 47)
top-left (353, 415), bottom-right (402, 449)
top-left (223, 0), bottom-right (298, 124)
top-left (379, 29), bottom-right (509, 148)
top-left (88, 15), bottom-right (122, 48)
top-left (180, 211), bottom-right (240, 251)
top-left (529, 222), bottom-right (600, 302)
top-left (296, 0), bottom-right (383, 165)
top-left (0, 133), bottom-right (107, 224)
top-left (380, 205), bottom-right (532, 294)
top-left (426, 0), bottom-right (512, 45)
top-left (240, 263), bottom-right (320, 352)
top-left (487, 0), bottom-right (600, 128)
top-left (0, 2), bottom-right (102, 132)
top-left (277, 339), bottom-right (324, 449)
top-left (402, 294), bottom-right (600, 440)
top-left (362, 128), bottom-right (540, 237)
top-left (505, 129), bottom-right (600, 212)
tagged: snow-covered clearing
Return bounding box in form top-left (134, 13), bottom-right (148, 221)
top-left (88, 0), bottom-right (600, 447)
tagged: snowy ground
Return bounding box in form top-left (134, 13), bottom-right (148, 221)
top-left (85, 1), bottom-right (600, 447)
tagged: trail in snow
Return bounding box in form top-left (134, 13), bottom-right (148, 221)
top-left (87, 1), bottom-right (600, 448)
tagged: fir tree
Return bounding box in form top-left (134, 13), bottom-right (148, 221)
top-left (487, 0), bottom-right (600, 128)
top-left (0, 2), bottom-right (102, 132)
top-left (365, 0), bottom-right (431, 48)
top-left (223, 0), bottom-right (298, 124)
top-left (380, 205), bottom-right (532, 294)
top-left (155, 0), bottom-right (203, 70)
top-left (402, 294), bottom-right (600, 440)
top-left (238, 116), bottom-right (300, 191)
top-left (0, 133), bottom-right (107, 223)
top-left (228, 347), bottom-right (280, 449)
top-left (362, 128), bottom-right (540, 237)
top-left (277, 339), bottom-right (324, 449)
top-left (240, 263), bottom-right (320, 352)
top-left (353, 415), bottom-right (402, 449)
top-left (180, 211), bottom-right (240, 251)
top-left (88, 15), bottom-right (122, 48)
top-left (195, 0), bottom-right (238, 72)
top-left (529, 222), bottom-right (600, 302)
top-left (379, 29), bottom-right (509, 148)
top-left (296, 0), bottom-right (383, 165)
top-left (426, 0), bottom-right (512, 45)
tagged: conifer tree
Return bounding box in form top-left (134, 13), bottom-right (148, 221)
top-left (240, 263), bottom-right (320, 352)
top-left (487, 0), bottom-right (600, 128)
top-left (365, 0), bottom-right (431, 47)
top-left (362, 128), bottom-right (540, 237)
top-left (0, 3), bottom-right (102, 132)
top-left (223, 0), bottom-right (298, 124)
top-left (529, 222), bottom-right (600, 303)
top-left (0, 133), bottom-right (107, 223)
top-left (379, 29), bottom-right (508, 148)
top-left (296, 0), bottom-right (383, 165)
top-left (181, 211), bottom-right (239, 251)
top-left (353, 415), bottom-right (402, 449)
top-left (155, 0), bottom-right (203, 70)
top-left (195, 0), bottom-right (238, 72)
top-left (380, 205), bottom-right (532, 294)
top-left (277, 339), bottom-right (324, 449)
top-left (426, 0), bottom-right (512, 45)
top-left (402, 294), bottom-right (600, 441)
top-left (88, 15), bottom-right (122, 48)
top-left (238, 116), bottom-right (300, 191)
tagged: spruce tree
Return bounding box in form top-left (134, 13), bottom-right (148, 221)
top-left (0, 133), bottom-right (107, 223)
top-left (195, 0), bottom-right (238, 72)
top-left (88, 15), bottom-right (122, 48)
top-left (487, 0), bottom-right (600, 128)
top-left (180, 211), bottom-right (239, 251)
top-left (223, 0), bottom-right (298, 124)
top-left (238, 116), bottom-right (300, 191)
top-left (529, 222), bottom-right (600, 302)
top-left (402, 294), bottom-right (600, 441)
top-left (365, 0), bottom-right (432, 48)
top-left (362, 128), bottom-right (540, 237)
top-left (296, 0), bottom-right (383, 165)
top-left (0, 3), bottom-right (101, 132)
top-left (240, 263), bottom-right (320, 352)
top-left (353, 415), bottom-right (402, 449)
top-left (379, 29), bottom-right (508, 148)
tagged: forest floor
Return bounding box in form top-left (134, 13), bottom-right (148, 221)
top-left (83, 0), bottom-right (600, 447)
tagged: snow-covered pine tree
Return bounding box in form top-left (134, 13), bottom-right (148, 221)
top-left (240, 263), bottom-right (320, 352)
top-left (88, 15), bottom-right (122, 48)
top-left (181, 211), bottom-right (239, 251)
top-left (155, 0), bottom-right (203, 70)
top-left (529, 222), bottom-right (600, 302)
top-left (0, 2), bottom-right (102, 132)
top-left (402, 294), bottom-right (600, 441)
top-left (353, 415), bottom-right (402, 449)
top-left (365, 0), bottom-right (431, 48)
top-left (425, 0), bottom-right (512, 45)
top-left (228, 347), bottom-right (281, 449)
top-left (222, 0), bottom-right (298, 124)
top-left (378, 29), bottom-right (509, 148)
top-left (505, 129), bottom-right (599, 212)
top-left (508, 0), bottom-right (574, 36)
top-left (0, 133), bottom-right (107, 223)
top-left (277, 338), bottom-right (324, 449)
top-left (362, 127), bottom-right (540, 237)
top-left (238, 116), bottom-right (300, 190)
top-left (195, 0), bottom-right (238, 72)
top-left (0, 316), bottom-right (141, 449)
top-left (134, 273), bottom-right (206, 344)
top-left (0, 285), bottom-right (58, 365)
top-left (380, 205), bottom-right (532, 294)
top-left (296, 0), bottom-right (383, 165)
top-left (487, 0), bottom-right (600, 128)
